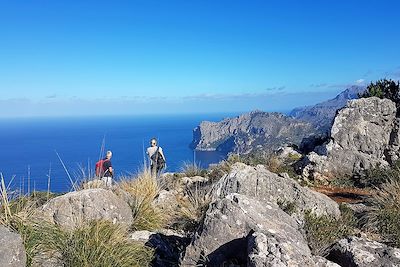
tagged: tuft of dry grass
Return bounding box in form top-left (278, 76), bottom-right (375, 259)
top-left (304, 205), bottom-right (356, 256)
top-left (32, 220), bottom-right (154, 267)
top-left (118, 169), bottom-right (166, 231)
top-left (180, 161), bottom-right (206, 177)
top-left (1, 174), bottom-right (52, 265)
top-left (172, 182), bottom-right (213, 232)
top-left (365, 179), bottom-right (400, 247)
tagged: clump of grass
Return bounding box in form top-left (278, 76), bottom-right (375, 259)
top-left (172, 182), bottom-right (212, 232)
top-left (33, 220), bottom-right (153, 267)
top-left (207, 161), bottom-right (232, 183)
top-left (277, 199), bottom-right (297, 215)
top-left (359, 161), bottom-right (400, 188)
top-left (0, 175), bottom-right (51, 265)
top-left (118, 169), bottom-right (166, 231)
top-left (329, 176), bottom-right (356, 188)
top-left (365, 179), bottom-right (400, 247)
top-left (158, 173), bottom-right (185, 191)
top-left (181, 161), bottom-right (207, 177)
top-left (304, 205), bottom-right (356, 256)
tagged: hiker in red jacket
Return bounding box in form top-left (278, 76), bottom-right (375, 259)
top-left (96, 150), bottom-right (113, 187)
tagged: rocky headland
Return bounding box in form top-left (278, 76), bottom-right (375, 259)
top-left (191, 86), bottom-right (365, 157)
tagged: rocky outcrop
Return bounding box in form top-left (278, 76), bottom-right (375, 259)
top-left (290, 86), bottom-right (365, 132)
top-left (327, 236), bottom-right (400, 267)
top-left (182, 193), bottom-right (316, 266)
top-left (0, 226), bottom-right (26, 267)
top-left (36, 189), bottom-right (133, 230)
top-left (302, 97), bottom-right (400, 181)
top-left (213, 163), bottom-right (340, 220)
top-left (191, 111), bottom-right (317, 155)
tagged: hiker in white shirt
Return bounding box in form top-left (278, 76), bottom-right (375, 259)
top-left (146, 138), bottom-right (166, 176)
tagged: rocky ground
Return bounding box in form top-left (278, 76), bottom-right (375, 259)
top-left (2, 159), bottom-right (400, 267)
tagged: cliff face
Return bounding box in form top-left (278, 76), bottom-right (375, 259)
top-left (302, 97), bottom-right (400, 180)
top-left (290, 86), bottom-right (366, 132)
top-left (191, 111), bottom-right (317, 154)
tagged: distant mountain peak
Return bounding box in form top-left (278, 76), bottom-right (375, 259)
top-left (290, 85), bottom-right (366, 132)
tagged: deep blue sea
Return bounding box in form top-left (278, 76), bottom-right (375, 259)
top-left (0, 114), bottom-right (232, 193)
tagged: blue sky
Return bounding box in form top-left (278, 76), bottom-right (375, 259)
top-left (0, 0), bottom-right (399, 117)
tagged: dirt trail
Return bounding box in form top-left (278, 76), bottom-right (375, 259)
top-left (313, 186), bottom-right (372, 203)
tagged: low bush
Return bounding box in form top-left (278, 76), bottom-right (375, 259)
top-left (365, 179), bottom-right (400, 247)
top-left (304, 205), bottom-right (356, 256)
top-left (359, 78), bottom-right (400, 104)
top-left (359, 161), bottom-right (400, 188)
top-left (277, 199), bottom-right (297, 215)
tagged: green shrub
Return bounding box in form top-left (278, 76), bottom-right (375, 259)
top-left (277, 199), bottom-right (297, 215)
top-left (359, 78), bottom-right (400, 104)
top-left (359, 161), bottom-right (400, 188)
top-left (304, 205), bottom-right (356, 256)
top-left (365, 179), bottom-right (400, 247)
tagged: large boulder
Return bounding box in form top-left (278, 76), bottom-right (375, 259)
top-left (302, 97), bottom-right (400, 181)
top-left (36, 189), bottom-right (133, 230)
top-left (0, 226), bottom-right (26, 267)
top-left (327, 236), bottom-right (400, 267)
top-left (182, 193), bottom-right (316, 266)
top-left (213, 163), bottom-right (340, 220)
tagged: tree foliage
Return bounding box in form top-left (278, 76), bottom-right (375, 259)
top-left (359, 79), bottom-right (400, 104)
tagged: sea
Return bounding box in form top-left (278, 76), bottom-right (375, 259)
top-left (0, 114), bottom-right (233, 193)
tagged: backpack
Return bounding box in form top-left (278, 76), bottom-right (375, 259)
top-left (95, 159), bottom-right (109, 177)
top-left (151, 147), bottom-right (165, 169)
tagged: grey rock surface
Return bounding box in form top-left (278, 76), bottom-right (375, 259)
top-left (191, 110), bottom-right (317, 155)
top-left (302, 97), bottom-right (400, 180)
top-left (36, 188), bottom-right (133, 230)
top-left (0, 226), bottom-right (26, 267)
top-left (131, 230), bottom-right (189, 267)
top-left (182, 193), bottom-right (316, 266)
top-left (313, 256), bottom-right (341, 267)
top-left (290, 86), bottom-right (365, 132)
top-left (328, 236), bottom-right (400, 267)
top-left (213, 163), bottom-right (340, 220)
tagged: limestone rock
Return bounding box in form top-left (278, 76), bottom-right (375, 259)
top-left (182, 193), bottom-right (316, 266)
top-left (213, 163), bottom-right (340, 220)
top-left (0, 226), bottom-right (26, 267)
top-left (181, 176), bottom-right (209, 186)
top-left (36, 189), bottom-right (133, 230)
top-left (153, 189), bottom-right (178, 211)
top-left (302, 97), bottom-right (400, 180)
top-left (328, 236), bottom-right (400, 267)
